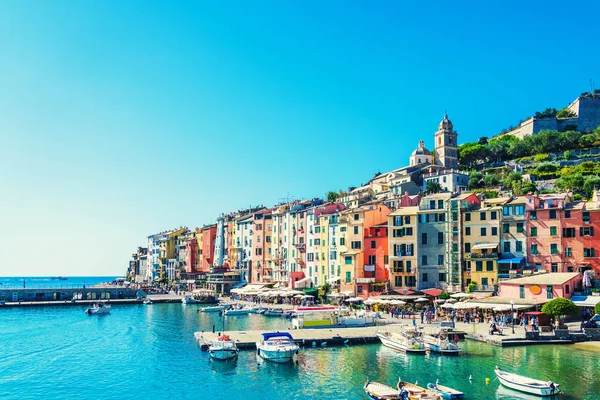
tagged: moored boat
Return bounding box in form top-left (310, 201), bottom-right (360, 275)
top-left (208, 334), bottom-right (239, 360)
top-left (224, 308), bottom-right (249, 316)
top-left (181, 295), bottom-right (198, 304)
top-left (364, 379), bottom-right (400, 400)
top-left (85, 302), bottom-right (111, 315)
top-left (263, 307), bottom-right (285, 316)
top-left (249, 306), bottom-right (267, 314)
top-left (143, 298), bottom-right (153, 305)
top-left (423, 332), bottom-right (461, 355)
top-left (495, 366), bottom-right (561, 396)
top-left (397, 379), bottom-right (442, 400)
top-left (202, 305), bottom-right (226, 313)
top-left (377, 330), bottom-right (427, 353)
top-left (426, 382), bottom-right (464, 399)
top-left (256, 332), bottom-right (299, 363)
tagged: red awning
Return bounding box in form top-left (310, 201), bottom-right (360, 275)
top-left (526, 311), bottom-right (544, 315)
top-left (421, 288), bottom-right (443, 297)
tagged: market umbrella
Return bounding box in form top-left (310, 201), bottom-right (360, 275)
top-left (441, 303), bottom-right (455, 309)
top-left (391, 300), bottom-right (406, 305)
top-left (414, 297), bottom-right (429, 302)
top-left (364, 298), bottom-right (378, 305)
top-left (445, 298), bottom-right (457, 303)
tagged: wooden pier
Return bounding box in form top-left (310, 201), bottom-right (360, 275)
top-left (194, 326), bottom-right (383, 350)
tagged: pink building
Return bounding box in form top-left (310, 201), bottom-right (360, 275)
top-left (498, 272), bottom-right (581, 301)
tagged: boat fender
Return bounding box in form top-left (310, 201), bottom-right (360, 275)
top-left (469, 375), bottom-right (472, 382)
top-left (485, 378), bottom-right (490, 384)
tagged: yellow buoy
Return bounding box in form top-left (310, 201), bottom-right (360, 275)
top-left (485, 378), bottom-right (490, 384)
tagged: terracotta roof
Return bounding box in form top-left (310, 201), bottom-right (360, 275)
top-left (499, 272), bottom-right (581, 286)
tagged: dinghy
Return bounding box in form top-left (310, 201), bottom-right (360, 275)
top-left (426, 382), bottom-right (464, 399)
top-left (495, 366), bottom-right (561, 396)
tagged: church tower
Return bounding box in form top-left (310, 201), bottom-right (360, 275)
top-left (434, 113), bottom-right (458, 169)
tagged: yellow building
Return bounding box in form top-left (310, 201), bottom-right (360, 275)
top-left (463, 198), bottom-right (504, 289)
top-left (388, 206), bottom-right (418, 291)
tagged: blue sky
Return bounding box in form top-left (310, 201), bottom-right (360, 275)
top-left (1, 1), bottom-right (598, 276)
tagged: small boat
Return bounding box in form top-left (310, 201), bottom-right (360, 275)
top-left (224, 308), bottom-right (249, 316)
top-left (377, 330), bottom-right (426, 353)
top-left (249, 306), bottom-right (267, 314)
top-left (364, 379), bottom-right (400, 400)
top-left (143, 299), bottom-right (153, 305)
top-left (263, 308), bottom-right (285, 316)
top-left (256, 332), bottom-right (299, 363)
top-left (51, 276), bottom-right (68, 281)
top-left (182, 295), bottom-right (198, 304)
top-left (208, 334), bottom-right (239, 360)
top-left (85, 302), bottom-right (111, 315)
top-left (495, 366), bottom-right (561, 396)
top-left (397, 379), bottom-right (442, 400)
top-left (202, 305), bottom-right (226, 313)
top-left (426, 382), bottom-right (464, 399)
top-left (423, 332), bottom-right (461, 355)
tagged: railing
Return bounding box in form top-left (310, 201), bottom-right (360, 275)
top-left (465, 252), bottom-right (499, 259)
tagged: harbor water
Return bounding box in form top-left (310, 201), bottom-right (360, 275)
top-left (0, 276), bottom-right (120, 290)
top-left (0, 303), bottom-right (598, 400)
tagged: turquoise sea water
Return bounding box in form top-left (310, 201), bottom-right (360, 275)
top-left (0, 276), bottom-right (119, 289)
top-left (0, 303), bottom-right (598, 400)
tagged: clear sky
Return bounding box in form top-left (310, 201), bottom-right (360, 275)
top-left (1, 1), bottom-right (598, 276)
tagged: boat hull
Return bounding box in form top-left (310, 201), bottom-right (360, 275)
top-left (426, 384), bottom-right (463, 399)
top-left (377, 332), bottom-right (426, 353)
top-left (224, 309), bottom-right (249, 316)
top-left (209, 348), bottom-right (238, 360)
top-left (256, 347), bottom-right (297, 363)
top-left (202, 306), bottom-right (225, 313)
top-left (495, 369), bottom-right (560, 396)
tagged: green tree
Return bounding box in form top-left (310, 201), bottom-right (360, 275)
top-left (466, 282), bottom-right (477, 293)
top-left (438, 291), bottom-right (450, 300)
top-left (508, 140), bottom-right (529, 159)
top-left (556, 108), bottom-right (577, 119)
top-left (535, 162), bottom-right (558, 174)
top-left (522, 181), bottom-right (537, 194)
top-left (583, 176), bottom-right (600, 199)
top-left (326, 191), bottom-right (339, 202)
top-left (458, 143), bottom-right (486, 168)
top-left (426, 180), bottom-right (442, 194)
top-left (535, 108), bottom-right (557, 119)
top-left (563, 150), bottom-right (571, 160)
top-left (483, 174), bottom-right (500, 186)
top-left (595, 302), bottom-right (600, 315)
top-left (556, 173), bottom-right (584, 192)
top-left (468, 171), bottom-right (484, 189)
top-left (558, 130), bottom-right (581, 150)
top-left (478, 136), bottom-right (489, 145)
top-left (541, 298), bottom-right (577, 327)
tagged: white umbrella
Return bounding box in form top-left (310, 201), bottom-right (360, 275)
top-left (391, 300), bottom-right (406, 305)
top-left (414, 297), bottom-right (429, 302)
top-left (441, 303), bottom-right (455, 309)
top-left (450, 292), bottom-right (474, 299)
top-left (345, 297), bottom-right (364, 303)
top-left (364, 298), bottom-right (378, 305)
top-left (493, 306), bottom-right (511, 312)
top-left (445, 298), bottom-right (457, 303)
top-left (433, 299), bottom-right (446, 303)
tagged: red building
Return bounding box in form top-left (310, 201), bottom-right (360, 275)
top-left (561, 202), bottom-right (600, 274)
top-left (185, 238), bottom-right (199, 273)
top-left (201, 225), bottom-right (217, 272)
top-left (358, 222), bottom-right (388, 298)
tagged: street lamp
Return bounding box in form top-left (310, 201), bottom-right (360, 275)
top-left (510, 300), bottom-right (515, 334)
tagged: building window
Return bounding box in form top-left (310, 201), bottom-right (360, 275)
top-left (371, 240), bottom-right (376, 249)
top-left (547, 285), bottom-right (553, 299)
top-left (481, 228), bottom-right (487, 236)
top-left (480, 212), bottom-right (486, 221)
top-left (406, 260), bottom-right (412, 273)
top-left (550, 244), bottom-right (558, 255)
top-left (465, 243), bottom-right (471, 252)
top-left (351, 241), bottom-right (361, 249)
top-left (584, 248), bottom-right (596, 257)
top-left (516, 223), bottom-right (524, 233)
top-left (564, 210), bottom-right (571, 218)
top-left (422, 273), bottom-right (428, 282)
top-left (502, 224), bottom-right (509, 233)
top-left (563, 228), bottom-right (576, 237)
top-left (439, 273), bottom-right (446, 282)
top-left (530, 211), bottom-right (537, 220)
top-left (344, 256), bottom-right (352, 265)
top-left (550, 226), bottom-right (557, 236)
top-left (583, 211), bottom-right (590, 222)
top-left (492, 227), bottom-right (498, 236)
top-left (345, 272), bottom-right (351, 283)
top-left (421, 233), bottom-right (427, 245)
top-left (520, 285), bottom-right (525, 298)
top-left (504, 242), bottom-right (510, 253)
top-left (465, 227), bottom-right (471, 235)
top-left (465, 213), bottom-right (471, 221)
top-left (531, 227), bottom-right (537, 237)
top-left (491, 211), bottom-right (497, 220)
top-left (486, 261), bottom-right (494, 271)
top-left (516, 241), bottom-right (523, 252)
top-left (581, 227), bottom-right (594, 236)
top-left (549, 210), bottom-right (557, 219)
top-left (421, 255), bottom-right (428, 265)
top-left (438, 232), bottom-right (443, 244)
top-left (531, 244), bottom-right (538, 255)
top-left (438, 255), bottom-right (444, 265)
top-left (354, 213), bottom-right (359, 221)
top-left (353, 226), bottom-right (359, 234)
top-left (393, 216), bottom-right (403, 226)
top-left (551, 263), bottom-right (558, 272)
top-left (482, 277), bottom-right (489, 286)
top-left (340, 238), bottom-right (345, 246)
top-left (565, 284), bottom-right (570, 294)
top-left (476, 261), bottom-right (483, 271)
top-left (394, 276), bottom-right (402, 287)
top-left (368, 255), bottom-right (376, 265)
top-left (565, 247), bottom-right (572, 257)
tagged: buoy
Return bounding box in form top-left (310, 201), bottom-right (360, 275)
top-left (469, 375), bottom-right (473, 381)
top-left (485, 378), bottom-right (490, 384)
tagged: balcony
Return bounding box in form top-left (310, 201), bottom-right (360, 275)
top-left (294, 242), bottom-right (306, 251)
top-left (465, 252), bottom-right (499, 260)
top-left (356, 277), bottom-right (375, 284)
top-left (338, 217), bottom-right (348, 224)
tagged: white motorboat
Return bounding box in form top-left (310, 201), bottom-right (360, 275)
top-left (182, 295), bottom-right (198, 304)
top-left (263, 308), bottom-right (285, 316)
top-left (423, 332), bottom-right (461, 355)
top-left (249, 306), bottom-right (267, 314)
top-left (256, 332), bottom-right (299, 363)
top-left (143, 299), bottom-right (153, 305)
top-left (377, 330), bottom-right (427, 353)
top-left (495, 366), bottom-right (561, 396)
top-left (208, 334), bottom-right (239, 360)
top-left (202, 305), bottom-right (225, 313)
top-left (224, 308), bottom-right (249, 316)
top-left (85, 302), bottom-right (111, 315)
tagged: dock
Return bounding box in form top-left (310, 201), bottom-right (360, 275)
top-left (194, 326), bottom-right (383, 350)
top-left (0, 294), bottom-right (190, 308)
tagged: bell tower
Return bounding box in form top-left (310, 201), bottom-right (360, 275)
top-left (434, 113), bottom-right (458, 169)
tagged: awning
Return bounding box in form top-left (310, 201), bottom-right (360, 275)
top-left (570, 295), bottom-right (600, 307)
top-left (421, 288), bottom-right (443, 297)
top-left (295, 277), bottom-right (312, 284)
top-left (328, 276), bottom-right (341, 284)
top-left (472, 243), bottom-right (499, 250)
top-left (453, 302), bottom-right (532, 310)
top-left (498, 258), bottom-right (526, 264)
